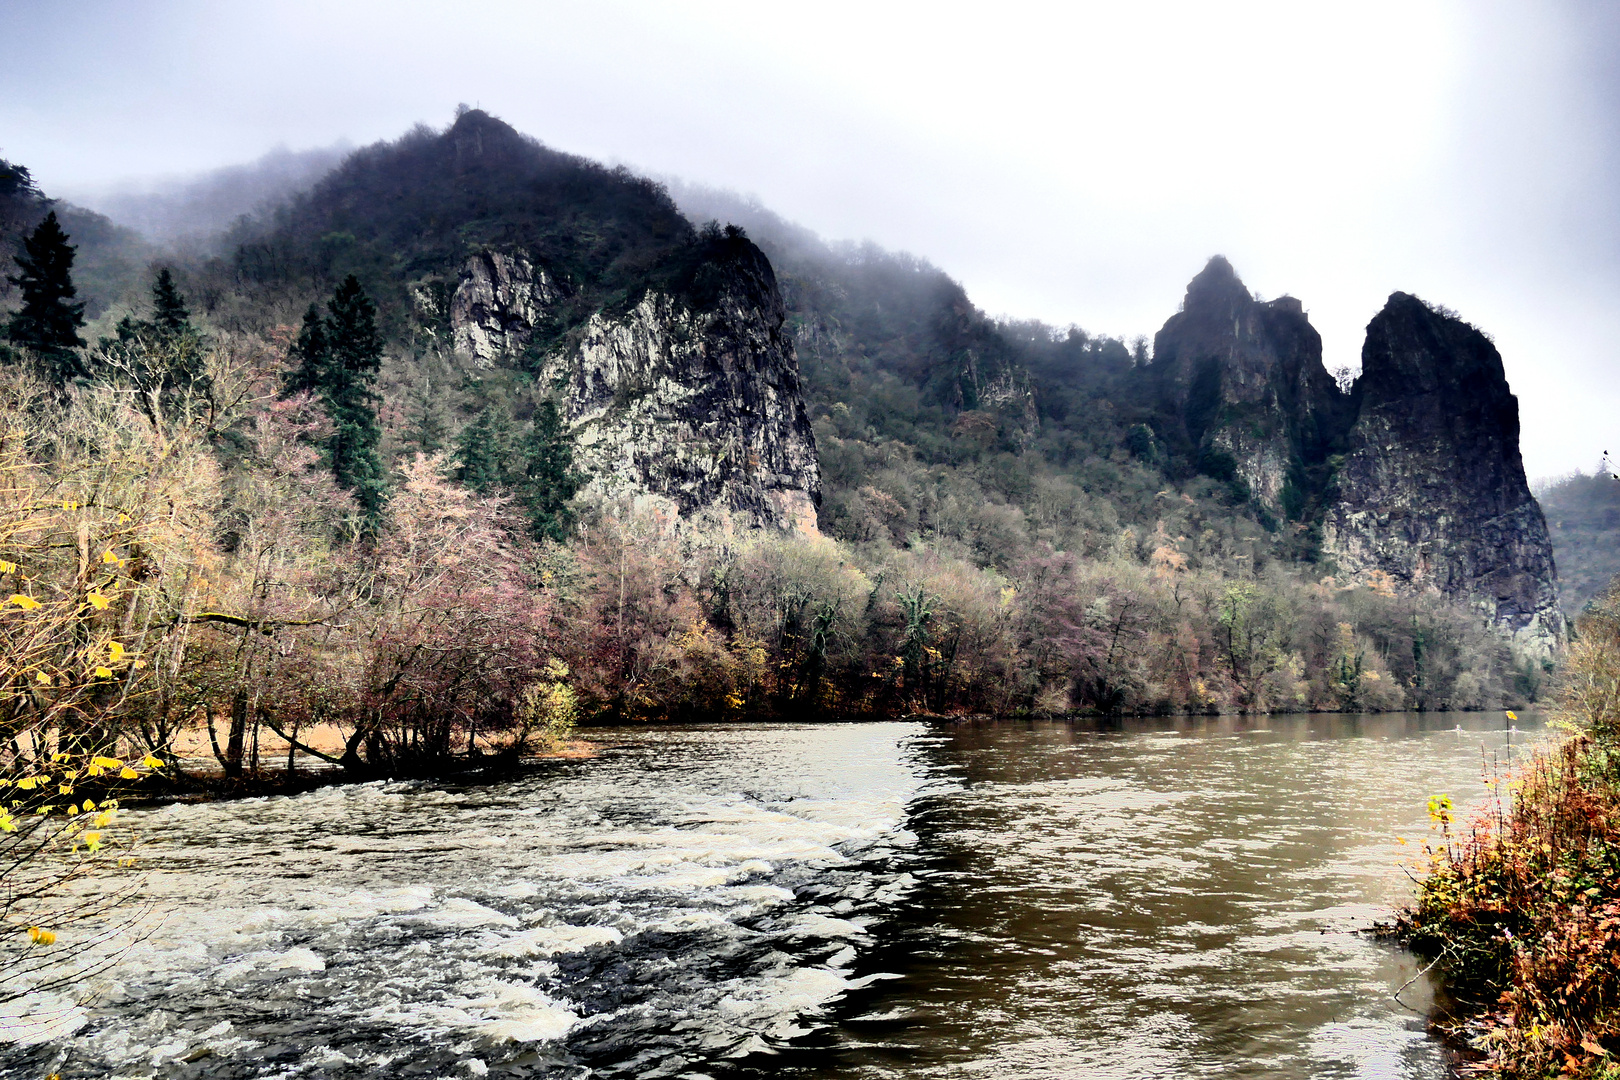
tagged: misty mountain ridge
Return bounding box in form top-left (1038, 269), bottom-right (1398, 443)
top-left (2, 109), bottom-right (1577, 660)
top-left (67, 143), bottom-right (352, 248)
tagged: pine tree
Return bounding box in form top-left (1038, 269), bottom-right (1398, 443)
top-left (516, 400), bottom-right (583, 542)
top-left (321, 275), bottom-right (388, 529)
top-left (407, 377), bottom-right (448, 455)
top-left (452, 407), bottom-right (514, 493)
top-left (281, 304), bottom-right (329, 398)
top-left (6, 211), bottom-right (86, 389)
top-left (151, 267), bottom-right (191, 336)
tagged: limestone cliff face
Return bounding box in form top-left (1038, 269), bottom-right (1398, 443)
top-left (1151, 258), bottom-right (1350, 516)
top-left (451, 235), bottom-right (821, 533)
top-left (1323, 293), bottom-right (1563, 652)
top-left (449, 252), bottom-right (563, 365)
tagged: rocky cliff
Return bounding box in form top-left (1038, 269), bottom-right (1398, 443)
top-left (1150, 257), bottom-right (1351, 519)
top-left (1149, 261), bottom-right (1563, 653)
top-left (255, 109), bottom-right (821, 534)
top-left (1323, 294), bottom-right (1563, 653)
top-left (449, 251), bottom-right (563, 366)
top-left (450, 229), bottom-right (821, 533)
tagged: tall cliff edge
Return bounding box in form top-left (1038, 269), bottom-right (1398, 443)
top-left (1151, 256), bottom-right (1351, 520)
top-left (249, 110), bottom-right (822, 533)
top-left (1150, 262), bottom-right (1562, 654)
top-left (1323, 293), bottom-right (1562, 653)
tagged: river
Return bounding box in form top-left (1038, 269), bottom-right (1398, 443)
top-left (0, 712), bottom-right (1533, 1079)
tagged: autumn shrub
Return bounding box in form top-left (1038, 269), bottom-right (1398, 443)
top-left (0, 374), bottom-right (191, 1016)
top-left (717, 532), bottom-right (871, 712)
top-left (1391, 578), bottom-right (1620, 1078)
top-left (259, 455), bottom-right (560, 772)
top-left (517, 659), bottom-right (579, 752)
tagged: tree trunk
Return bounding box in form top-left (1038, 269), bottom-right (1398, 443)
top-left (224, 688), bottom-right (247, 778)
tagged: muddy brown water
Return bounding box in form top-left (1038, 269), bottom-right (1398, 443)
top-left (0, 712), bottom-right (1533, 1079)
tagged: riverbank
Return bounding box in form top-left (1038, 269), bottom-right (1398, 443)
top-left (1388, 584), bottom-right (1620, 1078)
top-left (121, 724), bottom-right (599, 805)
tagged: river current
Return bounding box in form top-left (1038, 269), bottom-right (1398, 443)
top-left (0, 713), bottom-right (1532, 1079)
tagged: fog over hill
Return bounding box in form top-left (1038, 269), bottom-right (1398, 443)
top-left (65, 143), bottom-right (350, 248)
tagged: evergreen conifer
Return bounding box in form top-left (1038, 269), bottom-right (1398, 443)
top-left (321, 276), bottom-right (388, 529)
top-left (5, 211), bottom-right (86, 389)
top-left (281, 304), bottom-right (329, 398)
top-left (407, 378), bottom-right (447, 455)
top-left (151, 267), bottom-right (191, 335)
top-left (516, 399), bottom-right (583, 542)
top-left (452, 407), bottom-right (513, 493)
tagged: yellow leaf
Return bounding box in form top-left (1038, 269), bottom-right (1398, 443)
top-left (91, 756), bottom-right (121, 769)
top-left (94, 667), bottom-right (112, 678)
top-left (34, 671), bottom-right (50, 685)
top-left (0, 559), bottom-right (16, 574)
top-left (119, 767), bottom-right (138, 780)
top-left (80, 799), bottom-right (95, 812)
top-left (107, 642), bottom-right (126, 662)
top-left (142, 755), bottom-right (163, 770)
top-left (1506, 710), bottom-right (1518, 722)
top-left (86, 765), bottom-right (104, 778)
top-left (14, 777), bottom-right (35, 791)
top-left (8, 594), bottom-right (41, 610)
top-left (26, 926), bottom-right (55, 946)
top-left (58, 785), bottom-right (72, 796)
top-left (86, 591), bottom-right (109, 610)
top-left (83, 832), bottom-right (102, 852)
top-left (101, 549), bottom-right (118, 565)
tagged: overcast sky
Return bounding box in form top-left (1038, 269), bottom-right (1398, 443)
top-left (3, 0), bottom-right (1617, 479)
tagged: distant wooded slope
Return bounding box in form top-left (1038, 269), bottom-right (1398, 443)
top-left (1538, 471), bottom-right (1620, 613)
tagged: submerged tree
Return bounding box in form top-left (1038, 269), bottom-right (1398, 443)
top-left (5, 211), bottom-right (86, 389)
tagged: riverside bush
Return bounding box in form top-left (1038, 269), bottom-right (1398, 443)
top-left (1392, 579), bottom-right (1620, 1077)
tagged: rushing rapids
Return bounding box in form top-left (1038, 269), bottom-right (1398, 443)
top-left (0, 714), bottom-right (1533, 1079)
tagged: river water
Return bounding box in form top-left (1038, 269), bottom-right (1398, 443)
top-left (0, 712), bottom-right (1533, 1079)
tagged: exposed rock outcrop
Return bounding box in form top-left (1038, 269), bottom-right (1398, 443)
top-left (458, 233), bottom-right (821, 533)
top-left (1149, 260), bottom-right (1563, 654)
top-left (449, 251), bottom-right (562, 365)
top-left (1150, 257), bottom-right (1351, 517)
top-left (1323, 294), bottom-right (1563, 653)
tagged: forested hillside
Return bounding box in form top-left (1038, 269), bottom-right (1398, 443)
top-left (1538, 467), bottom-right (1620, 614)
top-left (670, 184), bottom-right (1279, 572)
top-left (0, 113), bottom-right (1563, 789)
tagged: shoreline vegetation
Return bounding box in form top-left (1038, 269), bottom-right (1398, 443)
top-left (1388, 579), bottom-right (1620, 1078)
top-left (0, 329), bottom-right (1549, 793)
